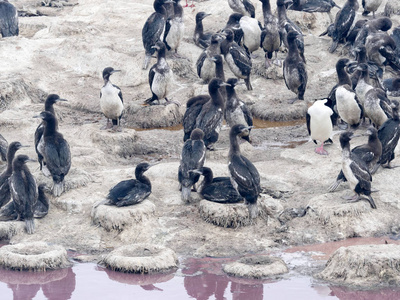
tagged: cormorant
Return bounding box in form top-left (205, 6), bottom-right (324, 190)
top-left (9, 155), bottom-right (38, 234)
top-left (362, 0), bottom-right (384, 18)
top-left (100, 67), bottom-right (123, 131)
top-left (225, 13), bottom-right (244, 45)
top-left (306, 99), bottom-right (333, 155)
top-left (259, 0), bottom-right (281, 68)
top-left (96, 162), bottom-right (158, 207)
top-left (328, 0), bottom-right (359, 53)
top-left (354, 63), bottom-right (374, 107)
top-left (383, 78), bottom-right (400, 97)
top-left (195, 78), bottom-right (229, 150)
top-left (366, 33), bottom-right (397, 69)
top-left (196, 34), bottom-right (222, 83)
top-left (228, 0), bottom-right (256, 18)
top-left (0, 0), bottom-right (18, 37)
top-left (283, 30), bottom-right (307, 103)
top-left (377, 100), bottom-right (400, 169)
top-left (194, 167), bottom-right (242, 203)
top-left (0, 134), bottom-right (7, 161)
top-left (183, 95), bottom-right (210, 142)
top-left (178, 128), bottom-right (206, 203)
top-left (37, 111), bottom-right (71, 197)
top-left (228, 124), bottom-right (261, 219)
top-left (220, 28), bottom-right (253, 90)
top-left (0, 142), bottom-right (26, 208)
top-left (145, 41), bottom-right (177, 106)
top-left (364, 88), bottom-right (392, 129)
top-left (329, 127), bottom-right (382, 192)
top-left (163, 0), bottom-right (185, 54)
top-left (193, 12), bottom-right (213, 49)
top-left (225, 78), bottom-right (253, 137)
top-left (277, 0), bottom-right (305, 62)
top-left (142, 0), bottom-right (172, 70)
top-left (239, 15), bottom-right (262, 54)
top-left (210, 54), bottom-right (227, 102)
top-left (35, 94), bottom-right (67, 174)
top-left (339, 131), bottom-right (377, 209)
top-left (288, 0), bottom-right (340, 21)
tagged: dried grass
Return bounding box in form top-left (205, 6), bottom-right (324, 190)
top-left (91, 199), bottom-right (156, 231)
top-left (317, 244), bottom-right (400, 287)
top-left (0, 222), bottom-right (25, 240)
top-left (101, 244), bottom-right (178, 274)
top-left (223, 256), bottom-right (288, 279)
top-left (0, 242), bottom-right (71, 271)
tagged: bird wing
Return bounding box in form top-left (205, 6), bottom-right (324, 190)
top-left (334, 7), bottom-right (355, 41)
top-left (45, 135), bottom-right (71, 177)
top-left (306, 111), bottom-right (311, 136)
top-left (0, 3), bottom-right (18, 37)
top-left (118, 184), bottom-right (151, 206)
top-left (142, 13), bottom-right (165, 53)
top-left (163, 19), bottom-right (172, 50)
top-left (351, 147), bottom-right (374, 164)
top-left (112, 84), bottom-right (123, 104)
top-left (148, 65), bottom-right (156, 90)
top-left (181, 140), bottom-right (206, 172)
top-left (240, 102), bottom-right (253, 127)
top-left (196, 103), bottom-right (224, 140)
top-left (243, 0), bottom-right (255, 17)
top-left (107, 179), bottom-right (136, 203)
top-left (229, 45), bottom-right (252, 76)
top-left (350, 160), bottom-right (372, 182)
top-left (229, 154), bottom-right (261, 194)
top-left (196, 51), bottom-right (207, 78)
top-left (34, 124), bottom-right (44, 155)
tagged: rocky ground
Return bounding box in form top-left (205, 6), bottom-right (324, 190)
top-left (0, 0), bottom-right (400, 285)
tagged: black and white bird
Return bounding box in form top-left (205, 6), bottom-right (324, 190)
top-left (239, 15), bottom-right (262, 55)
top-left (163, 0), bottom-right (185, 54)
top-left (99, 67), bottom-right (123, 131)
top-left (288, 0), bottom-right (340, 22)
top-left (196, 34), bottom-right (222, 83)
top-left (145, 41), bottom-right (176, 106)
top-left (339, 131), bottom-right (377, 209)
top-left (0, 142), bottom-right (26, 208)
top-left (228, 0), bottom-right (256, 18)
top-left (383, 78), bottom-right (400, 97)
top-left (96, 162), bottom-right (158, 207)
top-left (328, 0), bottom-right (359, 53)
top-left (37, 111), bottom-right (71, 197)
top-left (194, 167), bottom-right (242, 203)
top-left (195, 78), bottom-right (228, 150)
top-left (142, 0), bottom-right (172, 69)
top-left (220, 28), bottom-right (253, 90)
top-left (183, 95), bottom-right (210, 142)
top-left (364, 88), bottom-right (392, 129)
top-left (306, 99), bottom-right (333, 155)
top-left (194, 12), bottom-right (213, 49)
top-left (329, 126), bottom-right (382, 192)
top-left (0, 0), bottom-right (18, 37)
top-left (283, 31), bottom-right (307, 103)
top-left (225, 78), bottom-right (253, 136)
top-left (362, 0), bottom-right (384, 18)
top-left (0, 134), bottom-right (7, 162)
top-left (178, 128), bottom-right (206, 203)
top-left (210, 55), bottom-right (227, 102)
top-left (377, 100), bottom-right (400, 169)
top-left (259, 0), bottom-right (281, 68)
top-left (35, 94), bottom-right (67, 174)
top-left (9, 155), bottom-right (38, 234)
top-left (228, 124), bottom-right (261, 219)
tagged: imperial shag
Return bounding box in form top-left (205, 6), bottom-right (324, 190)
top-left (260, 0), bottom-right (281, 68)
top-left (339, 131), bottom-right (377, 209)
top-left (196, 34), bottom-right (222, 83)
top-left (0, 0), bottom-right (18, 37)
top-left (96, 162), bottom-right (158, 207)
top-left (228, 124), bottom-right (261, 219)
top-left (37, 111), bottom-right (71, 197)
top-left (0, 134), bottom-right (7, 161)
top-left (0, 142), bottom-right (26, 208)
top-left (194, 12), bottom-right (213, 49)
top-left (100, 67), bottom-right (123, 131)
top-left (35, 94), bottom-right (67, 175)
top-left (9, 155), bottom-right (38, 234)
top-left (228, 0), bottom-right (256, 18)
top-left (183, 95), bottom-right (210, 142)
top-left (179, 128), bottom-right (206, 203)
top-left (194, 167), bottom-right (242, 203)
top-left (163, 0), bottom-right (185, 53)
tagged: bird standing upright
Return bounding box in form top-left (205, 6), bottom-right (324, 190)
top-left (100, 67), bottom-right (123, 131)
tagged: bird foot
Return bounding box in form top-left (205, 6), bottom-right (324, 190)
top-left (164, 99), bottom-right (181, 107)
top-left (112, 125), bottom-right (122, 132)
top-left (315, 146), bottom-right (328, 155)
top-left (41, 165), bottom-right (52, 177)
top-left (383, 163), bottom-right (399, 169)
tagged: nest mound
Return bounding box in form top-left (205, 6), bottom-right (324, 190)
top-left (0, 242), bottom-right (71, 271)
top-left (0, 222), bottom-right (25, 240)
top-left (317, 244), bottom-right (400, 287)
top-left (198, 197), bottom-right (269, 228)
top-left (307, 194), bottom-right (371, 225)
top-left (384, 1), bottom-right (400, 17)
top-left (102, 244), bottom-right (178, 274)
top-left (91, 199), bottom-right (156, 231)
top-left (223, 256), bottom-right (289, 279)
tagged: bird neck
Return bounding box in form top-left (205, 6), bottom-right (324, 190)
top-left (214, 61), bottom-right (225, 82)
top-left (277, 4), bottom-right (287, 21)
top-left (174, 1), bottom-right (183, 16)
top-left (136, 172), bottom-right (151, 189)
top-left (44, 119), bottom-right (58, 137)
top-left (44, 102), bottom-right (56, 115)
top-left (337, 67), bottom-right (351, 86)
top-left (103, 78), bottom-right (111, 86)
top-left (261, 0), bottom-right (272, 17)
top-left (229, 134), bottom-right (241, 157)
top-left (360, 70), bottom-right (370, 84)
top-left (6, 149), bottom-right (17, 173)
top-left (209, 87), bottom-right (225, 110)
top-left (287, 38), bottom-right (299, 55)
top-left (226, 86), bottom-right (236, 100)
top-left (203, 171), bottom-right (213, 185)
top-left (195, 20), bottom-right (204, 35)
top-left (154, 0), bottom-right (167, 14)
top-left (157, 48), bottom-right (167, 63)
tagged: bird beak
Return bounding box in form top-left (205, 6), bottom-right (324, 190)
top-left (111, 70), bottom-right (121, 74)
top-left (149, 162), bottom-right (160, 168)
top-left (189, 169), bottom-right (202, 175)
top-left (27, 158), bottom-right (37, 163)
top-left (20, 145), bottom-right (30, 148)
top-left (151, 45), bottom-right (161, 50)
top-left (33, 115), bottom-right (41, 119)
top-left (220, 82), bottom-right (230, 87)
top-left (56, 98), bottom-right (68, 102)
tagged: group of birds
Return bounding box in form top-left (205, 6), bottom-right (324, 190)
top-left (0, 94), bottom-right (70, 234)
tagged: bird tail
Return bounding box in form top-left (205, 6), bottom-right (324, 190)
top-left (367, 195), bottom-right (377, 209)
top-left (328, 179), bottom-right (343, 192)
top-left (244, 77), bottom-right (252, 91)
top-left (25, 219), bottom-right (35, 234)
top-left (329, 40), bottom-right (338, 53)
top-left (52, 181), bottom-right (65, 197)
top-left (143, 54), bottom-right (151, 70)
top-left (93, 199), bottom-right (112, 209)
top-left (247, 203), bottom-right (258, 219)
top-left (181, 186), bottom-right (192, 203)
